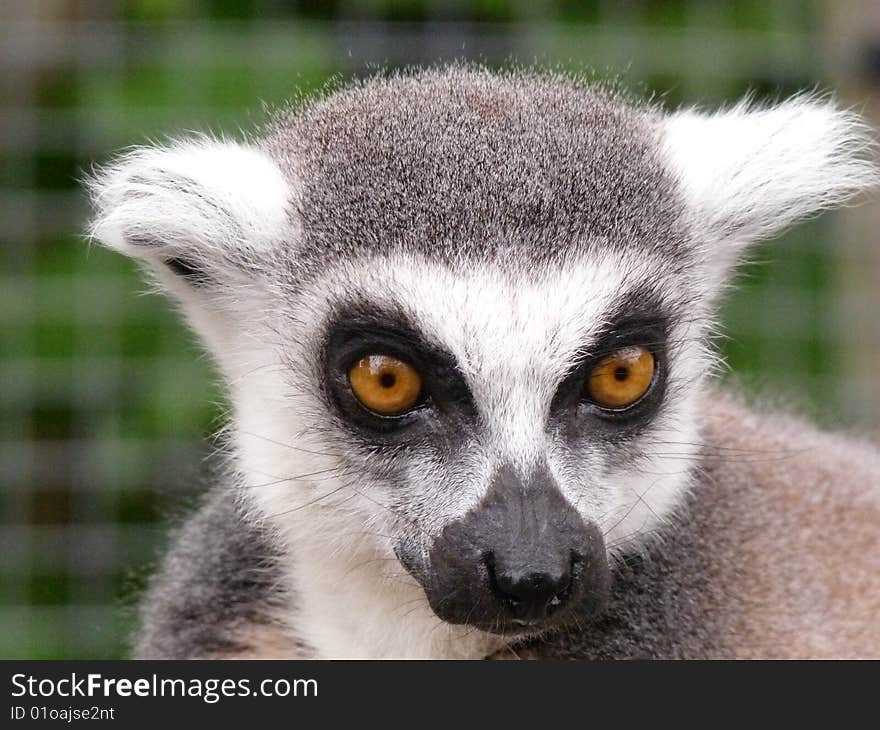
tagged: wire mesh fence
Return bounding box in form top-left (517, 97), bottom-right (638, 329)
top-left (1, 0), bottom-right (878, 658)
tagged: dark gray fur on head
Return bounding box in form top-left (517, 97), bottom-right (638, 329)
top-left (263, 66), bottom-right (688, 280)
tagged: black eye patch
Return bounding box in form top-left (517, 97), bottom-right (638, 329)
top-left (549, 287), bottom-right (673, 431)
top-left (319, 302), bottom-right (476, 438)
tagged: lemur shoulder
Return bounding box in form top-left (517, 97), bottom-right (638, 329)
top-left (87, 67), bottom-right (880, 659)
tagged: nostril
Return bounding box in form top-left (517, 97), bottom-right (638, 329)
top-left (484, 552), bottom-right (523, 611)
top-left (544, 554), bottom-right (579, 615)
top-left (482, 551), bottom-right (503, 596)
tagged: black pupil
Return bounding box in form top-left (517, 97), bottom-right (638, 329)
top-left (379, 372), bottom-right (397, 389)
top-left (613, 366), bottom-right (629, 382)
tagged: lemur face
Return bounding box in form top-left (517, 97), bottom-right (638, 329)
top-left (88, 68), bottom-right (874, 638)
top-left (292, 250), bottom-right (704, 632)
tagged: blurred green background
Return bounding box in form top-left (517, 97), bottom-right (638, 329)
top-left (1, 0), bottom-right (879, 658)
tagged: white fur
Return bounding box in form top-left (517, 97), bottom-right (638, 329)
top-left (663, 95), bottom-right (876, 278)
top-left (88, 136), bottom-right (290, 262)
top-left (87, 137), bottom-right (292, 362)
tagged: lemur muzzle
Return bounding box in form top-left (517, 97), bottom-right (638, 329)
top-left (421, 465), bottom-right (611, 632)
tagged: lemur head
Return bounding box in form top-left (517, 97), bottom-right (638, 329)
top-left (88, 68), bottom-right (874, 637)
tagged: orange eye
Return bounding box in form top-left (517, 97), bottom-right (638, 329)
top-left (348, 355), bottom-right (423, 416)
top-left (587, 346), bottom-right (655, 409)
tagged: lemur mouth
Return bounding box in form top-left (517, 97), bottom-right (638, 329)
top-left (455, 598), bottom-right (591, 639)
top-left (501, 615), bottom-right (568, 636)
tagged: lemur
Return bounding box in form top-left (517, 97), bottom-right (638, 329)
top-left (87, 67), bottom-right (880, 659)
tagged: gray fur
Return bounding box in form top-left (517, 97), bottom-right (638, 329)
top-left (264, 66), bottom-right (689, 280)
top-left (134, 490), bottom-right (299, 659)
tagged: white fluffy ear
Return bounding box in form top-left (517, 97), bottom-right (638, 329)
top-left (87, 137), bottom-right (291, 287)
top-left (663, 95), bottom-right (877, 261)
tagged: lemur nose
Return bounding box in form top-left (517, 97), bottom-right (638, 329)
top-left (485, 553), bottom-right (579, 624)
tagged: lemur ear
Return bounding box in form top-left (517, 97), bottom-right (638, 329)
top-left (662, 95), bottom-right (877, 273)
top-left (87, 137), bottom-right (290, 288)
